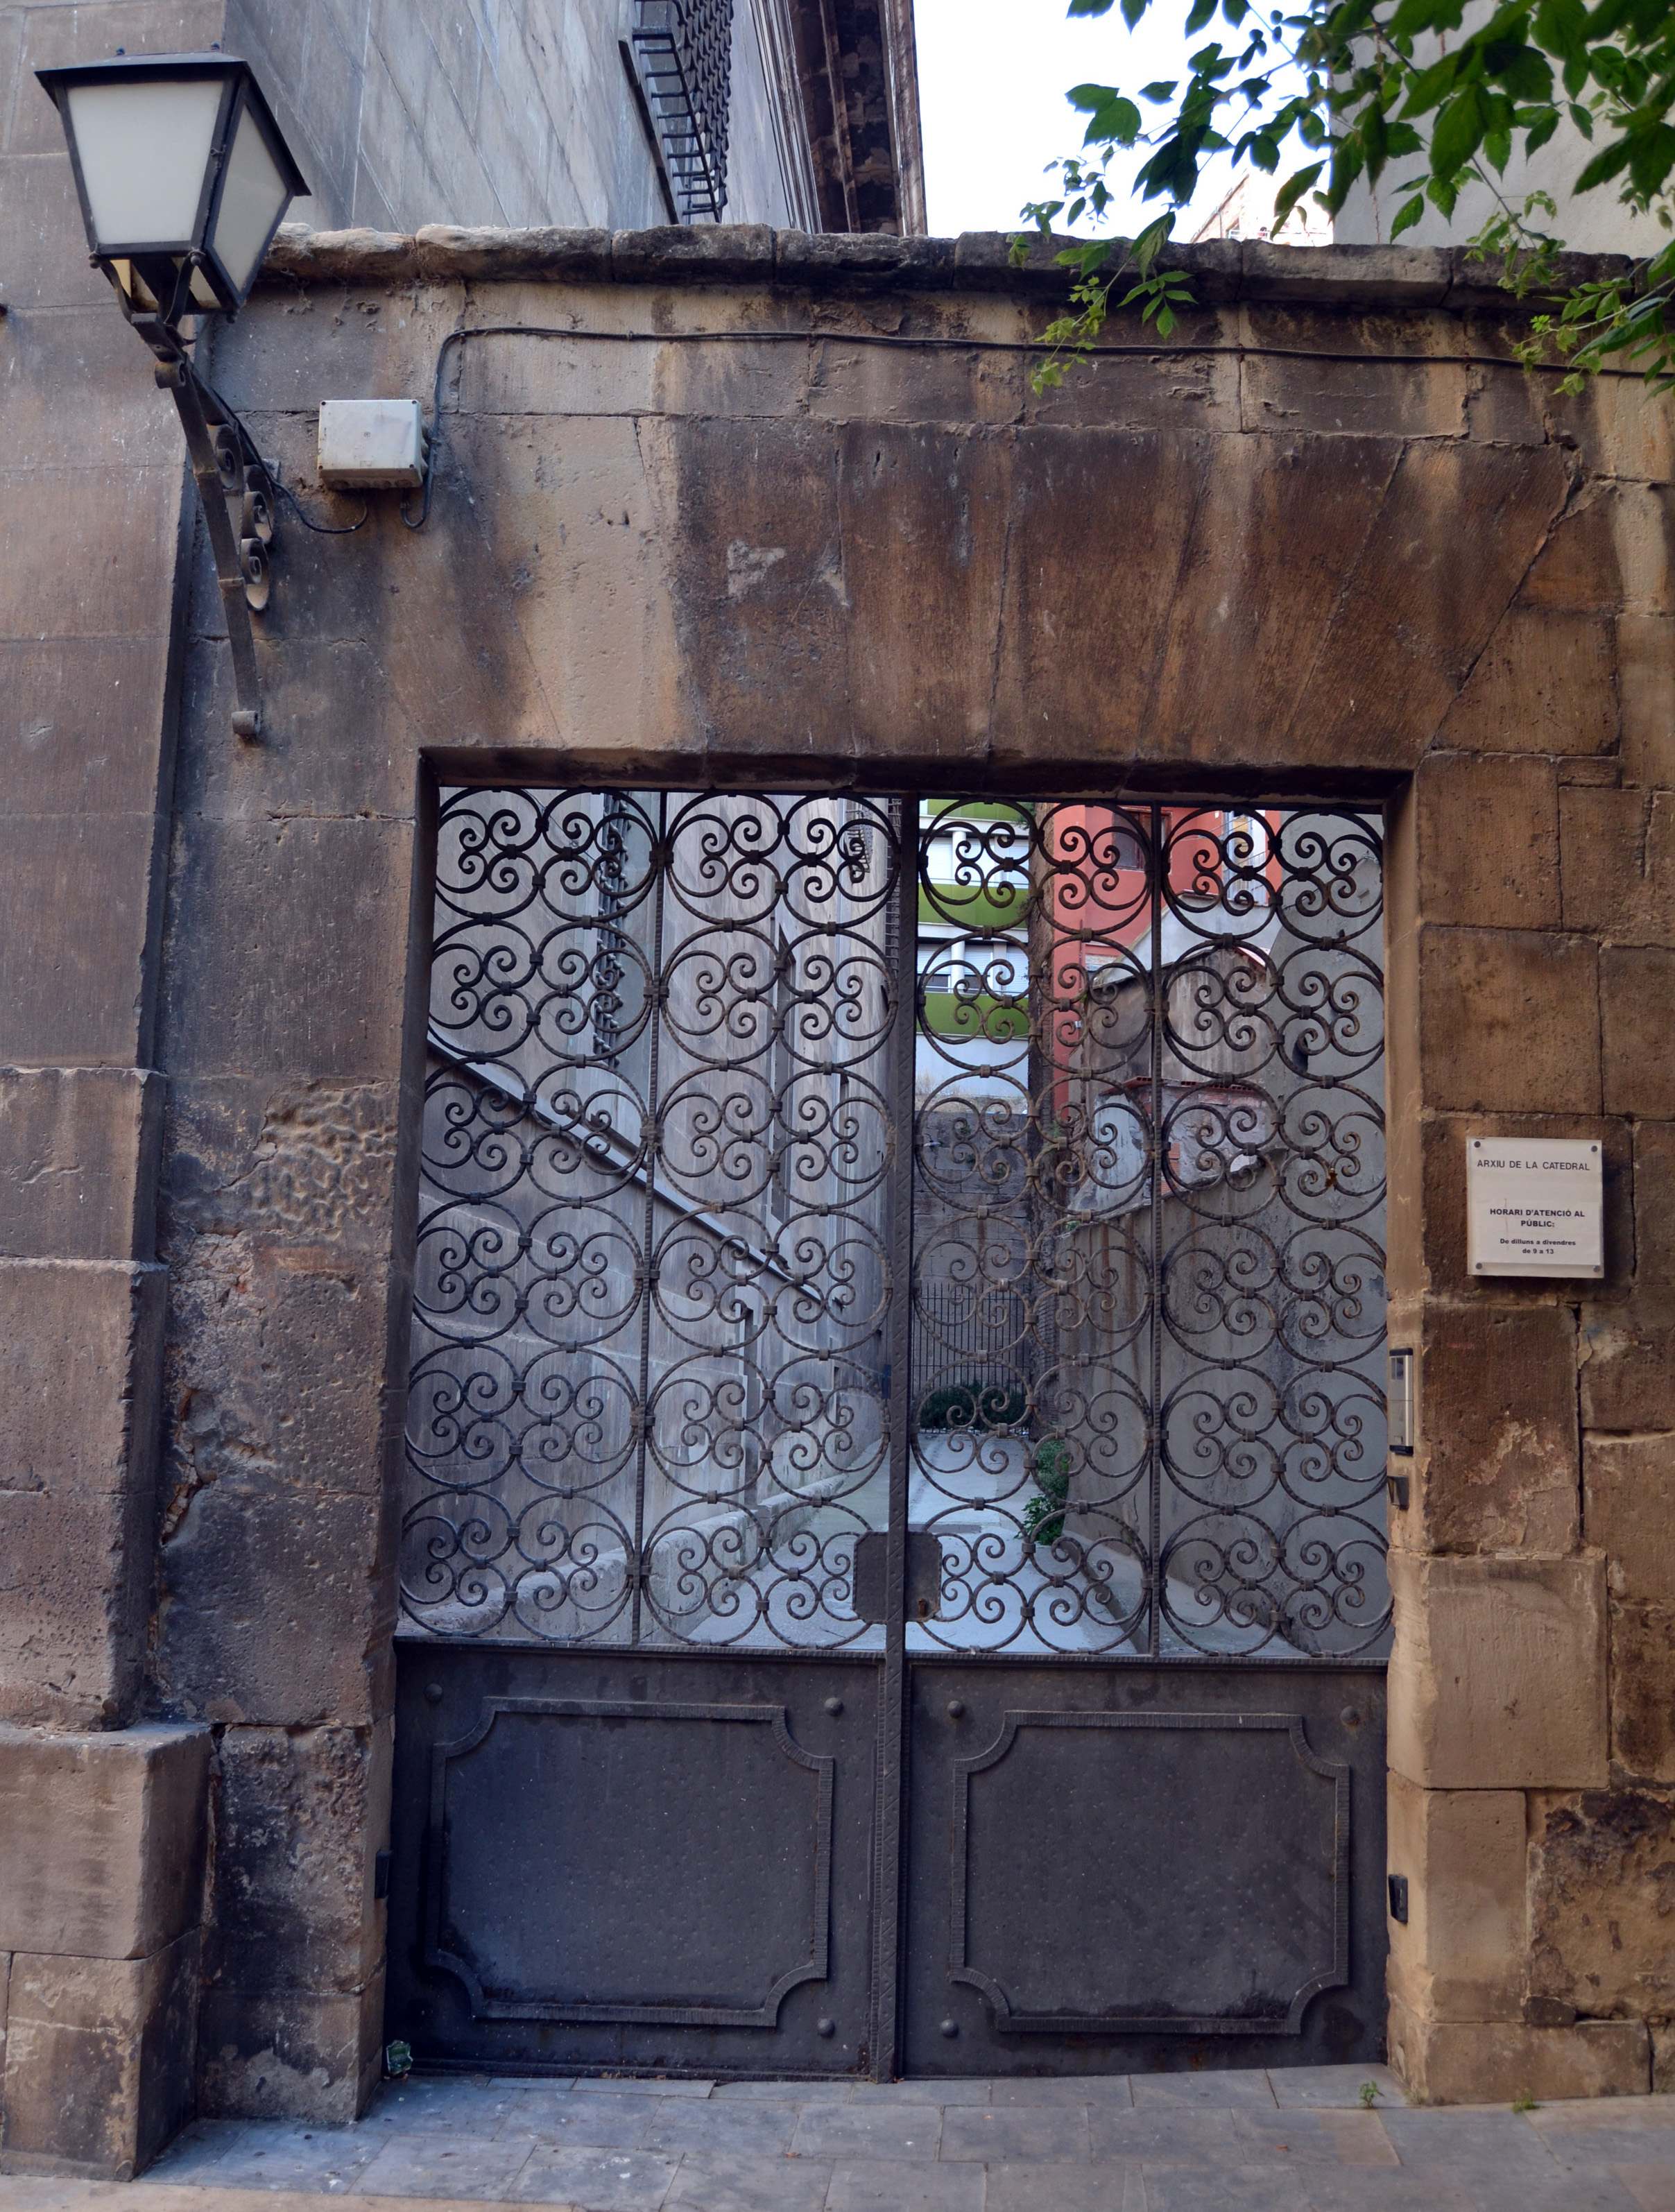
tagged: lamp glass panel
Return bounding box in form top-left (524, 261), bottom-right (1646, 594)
top-left (209, 101), bottom-right (290, 297)
top-left (65, 76), bottom-right (222, 249)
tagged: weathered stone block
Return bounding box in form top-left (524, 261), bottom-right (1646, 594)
top-left (1436, 606), bottom-right (1618, 757)
top-left (1570, 375), bottom-right (1675, 487)
top-left (154, 1482), bottom-right (394, 1730)
top-left (1246, 240), bottom-right (1452, 303)
top-left (0, 137), bottom-right (109, 308)
top-left (162, 1236), bottom-right (393, 1508)
top-left (1415, 755), bottom-right (1559, 930)
top-left (1239, 438), bottom-right (1569, 772)
top-left (0, 1259), bottom-right (165, 1498)
top-left (0, 635), bottom-right (178, 821)
top-left (1581, 1317), bottom-right (1675, 1432)
top-left (1388, 1995), bottom-right (1650, 2104)
top-left (0, 1069), bottom-right (162, 1263)
top-left (775, 231), bottom-right (957, 286)
top-left (196, 1971), bottom-right (384, 2124)
top-left (158, 817), bottom-right (416, 1082)
top-left (1386, 1775), bottom-right (1526, 2022)
top-left (174, 634), bottom-right (425, 830)
top-left (1612, 479), bottom-right (1675, 617)
top-left (1610, 1601), bottom-right (1675, 1781)
top-left (203, 1722), bottom-right (390, 1995)
top-left (1633, 1124), bottom-right (1675, 1293)
top-left (1620, 613), bottom-right (1675, 789)
top-left (0, 1932), bottom-right (199, 2178)
top-left (0, 1260), bottom-right (169, 1727)
top-left (1002, 427), bottom-right (1393, 768)
top-left (160, 1078), bottom-right (401, 1258)
top-left (0, 463), bottom-right (186, 647)
top-left (1529, 1788), bottom-right (1675, 2019)
top-left (831, 420), bottom-right (1015, 751)
top-left (1405, 1305), bottom-right (1579, 1555)
top-left (1656, 2021), bottom-right (1675, 2093)
top-left (1562, 787), bottom-right (1675, 943)
top-left (0, 813), bottom-right (166, 1068)
top-left (1585, 1435), bottom-right (1675, 1600)
top-left (1419, 929), bottom-right (1600, 1115)
top-left (0, 1491), bottom-right (154, 1731)
top-left (1388, 1552), bottom-right (1608, 1790)
top-left (610, 223), bottom-right (774, 282)
top-left (1239, 350), bottom-right (1466, 440)
top-left (0, 308), bottom-right (186, 477)
top-left (411, 224), bottom-right (610, 282)
top-left (1518, 490), bottom-right (1624, 614)
top-left (0, 1723), bottom-right (209, 1960)
top-left (1603, 948), bottom-right (1675, 1117)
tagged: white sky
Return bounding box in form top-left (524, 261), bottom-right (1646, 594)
top-left (915, 0), bottom-right (1250, 241)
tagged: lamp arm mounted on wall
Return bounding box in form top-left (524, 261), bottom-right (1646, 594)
top-left (34, 51), bottom-right (311, 744)
top-left (153, 351), bottom-right (268, 741)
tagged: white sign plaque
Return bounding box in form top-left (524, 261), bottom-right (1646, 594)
top-left (1467, 1138), bottom-right (1604, 1278)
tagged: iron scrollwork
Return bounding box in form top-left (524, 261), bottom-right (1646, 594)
top-left (402, 790), bottom-right (1389, 1661)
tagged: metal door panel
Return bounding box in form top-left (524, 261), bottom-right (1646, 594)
top-left (904, 1662), bottom-right (1387, 2077)
top-left (387, 1645), bottom-right (879, 2077)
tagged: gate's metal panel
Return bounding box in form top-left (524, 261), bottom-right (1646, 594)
top-left (386, 1645), bottom-right (879, 2077)
top-left (904, 1662), bottom-right (1387, 2075)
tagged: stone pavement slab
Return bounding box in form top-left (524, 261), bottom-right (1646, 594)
top-left (8, 2079), bottom-right (1675, 2212)
top-left (980, 2165), bottom-right (1142, 2212)
top-left (935, 2106), bottom-right (1090, 2164)
top-left (661, 2152), bottom-right (832, 2212)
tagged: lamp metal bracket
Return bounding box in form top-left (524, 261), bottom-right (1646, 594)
top-left (112, 255), bottom-right (271, 741)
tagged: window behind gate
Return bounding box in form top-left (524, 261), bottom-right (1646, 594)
top-left (403, 792), bottom-right (1389, 1661)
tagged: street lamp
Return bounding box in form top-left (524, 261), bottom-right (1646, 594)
top-left (36, 54), bottom-right (309, 739)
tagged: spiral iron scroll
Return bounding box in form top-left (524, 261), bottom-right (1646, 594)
top-left (402, 791), bottom-right (1388, 1659)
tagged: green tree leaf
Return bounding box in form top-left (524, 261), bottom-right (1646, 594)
top-left (1431, 81), bottom-right (1491, 174)
top-left (1273, 160), bottom-right (1326, 225)
top-left (1029, 0), bottom-right (1675, 398)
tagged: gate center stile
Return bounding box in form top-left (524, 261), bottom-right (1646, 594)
top-left (385, 789), bottom-right (1393, 2084)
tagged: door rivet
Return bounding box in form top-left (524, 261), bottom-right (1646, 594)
top-left (816, 2017), bottom-right (836, 2037)
top-left (424, 1683), bottom-right (443, 1705)
top-left (940, 2018), bottom-right (959, 2038)
top-left (1340, 1706), bottom-right (1362, 1729)
top-left (824, 1697), bottom-right (843, 1716)
top-left (947, 1699), bottom-right (965, 1720)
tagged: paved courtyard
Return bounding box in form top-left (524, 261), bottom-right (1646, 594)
top-left (5, 2066), bottom-right (1674, 2212)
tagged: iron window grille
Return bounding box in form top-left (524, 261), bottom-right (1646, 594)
top-left (630, 0), bottom-right (733, 222)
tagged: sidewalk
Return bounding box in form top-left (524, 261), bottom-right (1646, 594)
top-left (3, 2068), bottom-right (1674, 2212)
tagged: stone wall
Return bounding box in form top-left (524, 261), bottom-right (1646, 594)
top-left (146, 225), bottom-right (1670, 2118)
top-left (4, 205), bottom-right (1674, 2154)
top-left (0, 0), bottom-right (904, 2168)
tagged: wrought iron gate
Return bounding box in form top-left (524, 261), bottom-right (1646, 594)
top-left (386, 790), bottom-right (1390, 2079)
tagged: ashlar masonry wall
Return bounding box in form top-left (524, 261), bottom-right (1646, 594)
top-left (3, 222), bottom-right (1674, 2159)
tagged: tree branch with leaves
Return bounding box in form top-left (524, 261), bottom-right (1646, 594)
top-left (1011, 0), bottom-right (1675, 396)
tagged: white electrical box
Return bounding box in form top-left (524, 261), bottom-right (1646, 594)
top-left (317, 399), bottom-right (426, 489)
